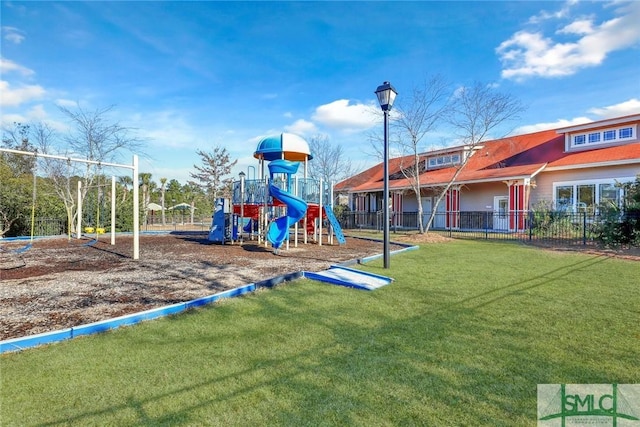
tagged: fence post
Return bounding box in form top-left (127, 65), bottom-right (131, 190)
top-left (582, 211), bottom-right (587, 245)
top-left (484, 211), bottom-right (489, 239)
top-left (529, 211), bottom-right (533, 241)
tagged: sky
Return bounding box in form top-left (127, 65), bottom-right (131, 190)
top-left (2, 0), bottom-right (640, 185)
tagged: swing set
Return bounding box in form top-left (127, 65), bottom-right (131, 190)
top-left (0, 148), bottom-right (141, 260)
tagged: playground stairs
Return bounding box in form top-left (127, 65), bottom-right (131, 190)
top-left (323, 207), bottom-right (346, 244)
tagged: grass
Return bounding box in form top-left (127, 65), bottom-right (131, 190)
top-left (1, 240), bottom-right (639, 426)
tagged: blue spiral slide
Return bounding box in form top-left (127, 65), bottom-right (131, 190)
top-left (266, 159), bottom-right (308, 250)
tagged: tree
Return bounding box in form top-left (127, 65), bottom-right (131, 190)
top-left (391, 75), bottom-right (451, 233)
top-left (423, 82), bottom-right (524, 232)
top-left (118, 175), bottom-right (133, 203)
top-left (139, 172), bottom-right (153, 225)
top-left (190, 146), bottom-right (237, 201)
top-left (1, 122), bottom-right (37, 175)
top-left (159, 177), bottom-right (167, 225)
top-left (1, 123), bottom-right (37, 236)
top-left (308, 134), bottom-right (354, 199)
top-left (36, 104), bottom-right (144, 234)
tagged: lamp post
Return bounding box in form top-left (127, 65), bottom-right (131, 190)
top-left (239, 171), bottom-right (246, 241)
top-left (375, 81), bottom-right (398, 269)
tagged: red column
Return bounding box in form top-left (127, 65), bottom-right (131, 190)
top-left (508, 184), bottom-right (525, 231)
top-left (445, 188), bottom-right (460, 229)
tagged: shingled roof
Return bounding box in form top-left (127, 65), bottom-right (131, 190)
top-left (335, 117), bottom-right (640, 193)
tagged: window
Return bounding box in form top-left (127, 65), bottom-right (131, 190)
top-left (553, 178), bottom-right (632, 212)
top-left (577, 184), bottom-right (595, 213)
top-left (599, 183), bottom-right (620, 208)
top-left (619, 127), bottom-right (633, 139)
top-left (588, 132), bottom-right (601, 143)
top-left (603, 130), bottom-right (616, 141)
top-left (426, 152), bottom-right (462, 169)
top-left (555, 186), bottom-right (573, 211)
top-left (570, 124), bottom-right (637, 149)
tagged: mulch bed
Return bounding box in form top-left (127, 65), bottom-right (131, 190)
top-left (2, 232), bottom-right (637, 341)
top-left (0, 233), bottom-right (405, 340)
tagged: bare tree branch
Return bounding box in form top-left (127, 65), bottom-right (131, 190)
top-left (392, 75), bottom-right (452, 233)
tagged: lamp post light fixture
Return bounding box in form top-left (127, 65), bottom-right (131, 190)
top-left (375, 81), bottom-right (398, 269)
top-left (239, 171), bottom-right (246, 241)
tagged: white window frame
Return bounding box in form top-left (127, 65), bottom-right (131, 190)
top-left (427, 152), bottom-right (462, 169)
top-left (552, 177), bottom-right (634, 212)
top-left (569, 124), bottom-right (637, 149)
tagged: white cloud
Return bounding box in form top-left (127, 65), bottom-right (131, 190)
top-left (0, 80), bottom-right (46, 106)
top-left (284, 119), bottom-right (317, 135)
top-left (514, 98), bottom-right (640, 134)
top-left (588, 98), bottom-right (640, 118)
top-left (311, 99), bottom-right (379, 132)
top-left (0, 104), bottom-right (67, 131)
top-left (0, 57), bottom-right (35, 76)
top-left (497, 1), bottom-right (640, 80)
top-left (2, 26), bottom-right (26, 44)
top-left (55, 99), bottom-right (80, 108)
top-left (514, 117), bottom-right (592, 134)
top-left (558, 19), bottom-right (595, 36)
top-left (528, 0), bottom-right (577, 24)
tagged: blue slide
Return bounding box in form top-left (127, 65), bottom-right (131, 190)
top-left (266, 160), bottom-right (308, 250)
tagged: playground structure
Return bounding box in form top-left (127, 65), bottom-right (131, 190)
top-left (209, 133), bottom-right (345, 250)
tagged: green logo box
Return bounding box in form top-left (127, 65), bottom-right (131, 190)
top-left (538, 384), bottom-right (640, 426)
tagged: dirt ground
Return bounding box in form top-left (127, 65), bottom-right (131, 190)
top-left (1, 231), bottom-right (637, 341)
top-left (0, 233), bottom-right (409, 340)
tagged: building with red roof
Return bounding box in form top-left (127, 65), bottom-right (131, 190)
top-left (335, 114), bottom-right (640, 231)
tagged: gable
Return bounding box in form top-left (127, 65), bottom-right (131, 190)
top-left (335, 114), bottom-right (640, 193)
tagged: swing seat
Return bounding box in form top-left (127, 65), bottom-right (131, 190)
top-left (84, 227), bottom-right (95, 234)
top-left (13, 243), bottom-right (32, 254)
top-left (96, 228), bottom-right (106, 234)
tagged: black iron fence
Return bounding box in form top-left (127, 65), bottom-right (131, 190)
top-left (2, 216), bottom-right (214, 238)
top-left (6, 211), bottom-right (639, 247)
top-left (338, 210), bottom-right (640, 247)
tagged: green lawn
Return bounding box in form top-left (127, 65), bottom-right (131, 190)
top-left (1, 240), bottom-right (639, 426)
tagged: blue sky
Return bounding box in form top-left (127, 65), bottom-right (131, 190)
top-left (2, 1), bottom-right (639, 185)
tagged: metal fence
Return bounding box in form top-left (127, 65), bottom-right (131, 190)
top-left (2, 216), bottom-right (213, 238)
top-left (338, 210), bottom-right (640, 247)
top-left (7, 211), bottom-right (639, 247)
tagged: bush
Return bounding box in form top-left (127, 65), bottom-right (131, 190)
top-left (594, 175), bottom-right (640, 248)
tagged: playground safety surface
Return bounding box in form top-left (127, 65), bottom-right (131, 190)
top-left (0, 233), bottom-right (407, 340)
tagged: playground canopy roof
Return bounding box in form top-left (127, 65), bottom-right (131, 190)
top-left (146, 203), bottom-right (164, 211)
top-left (254, 133), bottom-right (313, 162)
top-left (168, 203), bottom-right (196, 211)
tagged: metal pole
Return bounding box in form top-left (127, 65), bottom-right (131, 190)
top-left (383, 110), bottom-right (390, 269)
top-left (111, 176), bottom-right (116, 245)
top-left (132, 155), bottom-right (139, 260)
top-left (240, 174), bottom-right (245, 242)
top-left (76, 181), bottom-right (82, 239)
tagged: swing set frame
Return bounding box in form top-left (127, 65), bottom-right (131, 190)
top-left (0, 148), bottom-right (141, 260)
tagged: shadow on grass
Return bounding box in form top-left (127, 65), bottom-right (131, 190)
top-left (16, 251), bottom-right (638, 426)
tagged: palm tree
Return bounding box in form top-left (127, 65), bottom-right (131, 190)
top-left (118, 175), bottom-right (133, 203)
top-left (139, 173), bottom-right (153, 226)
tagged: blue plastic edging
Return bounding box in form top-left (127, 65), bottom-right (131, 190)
top-left (359, 243), bottom-right (419, 264)
top-left (0, 238), bottom-right (417, 354)
top-left (0, 283), bottom-right (259, 354)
